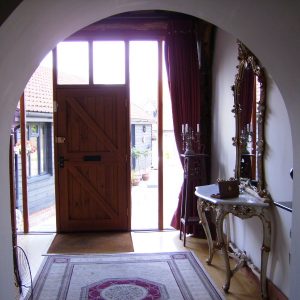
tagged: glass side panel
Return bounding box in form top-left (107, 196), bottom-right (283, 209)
top-left (57, 41), bottom-right (89, 84)
top-left (130, 41), bottom-right (158, 230)
top-left (93, 41), bottom-right (125, 84)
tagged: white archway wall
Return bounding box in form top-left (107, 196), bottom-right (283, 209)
top-left (212, 28), bottom-right (293, 295)
top-left (1, 1), bottom-right (300, 299)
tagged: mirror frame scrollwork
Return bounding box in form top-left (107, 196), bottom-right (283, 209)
top-left (232, 40), bottom-right (270, 201)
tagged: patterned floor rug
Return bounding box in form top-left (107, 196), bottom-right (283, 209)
top-left (33, 251), bottom-right (224, 300)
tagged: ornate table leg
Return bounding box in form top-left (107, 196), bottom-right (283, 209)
top-left (215, 207), bottom-right (231, 293)
top-left (197, 199), bottom-right (214, 264)
top-left (259, 209), bottom-right (271, 300)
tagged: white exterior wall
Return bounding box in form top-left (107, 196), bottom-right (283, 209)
top-left (0, 1), bottom-right (300, 299)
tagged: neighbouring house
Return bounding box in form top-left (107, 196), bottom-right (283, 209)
top-left (12, 66), bottom-right (55, 230)
top-left (131, 103), bottom-right (155, 174)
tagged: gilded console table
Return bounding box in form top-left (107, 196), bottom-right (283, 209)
top-left (195, 184), bottom-right (271, 300)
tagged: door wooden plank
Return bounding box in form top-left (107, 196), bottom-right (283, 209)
top-left (68, 165), bottom-right (118, 218)
top-left (65, 96), bottom-right (118, 152)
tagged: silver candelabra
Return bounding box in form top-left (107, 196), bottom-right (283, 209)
top-left (181, 123), bottom-right (201, 154)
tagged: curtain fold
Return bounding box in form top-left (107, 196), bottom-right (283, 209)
top-left (240, 66), bottom-right (255, 129)
top-left (239, 65), bottom-right (255, 178)
top-left (165, 17), bottom-right (215, 238)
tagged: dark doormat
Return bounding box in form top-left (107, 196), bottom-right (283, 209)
top-left (47, 232), bottom-right (134, 254)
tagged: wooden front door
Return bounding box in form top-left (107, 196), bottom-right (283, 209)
top-left (55, 86), bottom-right (129, 232)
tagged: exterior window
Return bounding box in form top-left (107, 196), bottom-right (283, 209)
top-left (27, 123), bottom-right (51, 177)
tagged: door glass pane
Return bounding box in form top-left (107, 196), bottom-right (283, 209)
top-left (29, 137), bottom-right (38, 177)
top-left (130, 41), bottom-right (158, 230)
top-left (40, 125), bottom-right (45, 173)
top-left (93, 41), bottom-right (125, 84)
top-left (57, 41), bottom-right (89, 84)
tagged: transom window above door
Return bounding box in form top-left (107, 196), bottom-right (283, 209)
top-left (93, 41), bottom-right (125, 84)
top-left (56, 41), bottom-right (125, 85)
top-left (57, 41), bottom-right (89, 84)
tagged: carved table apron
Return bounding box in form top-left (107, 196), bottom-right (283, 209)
top-left (195, 184), bottom-right (271, 300)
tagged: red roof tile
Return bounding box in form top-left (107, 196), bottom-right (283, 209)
top-left (24, 66), bottom-right (53, 113)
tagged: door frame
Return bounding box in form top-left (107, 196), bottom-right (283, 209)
top-left (53, 20), bottom-right (167, 231)
top-left (52, 41), bottom-right (131, 232)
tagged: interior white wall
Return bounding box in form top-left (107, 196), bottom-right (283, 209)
top-left (1, 1), bottom-right (300, 299)
top-left (265, 78), bottom-right (293, 203)
top-left (212, 28), bottom-right (293, 296)
top-left (264, 74), bottom-right (293, 295)
top-left (211, 29), bottom-right (237, 181)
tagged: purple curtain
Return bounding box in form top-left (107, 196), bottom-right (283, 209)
top-left (165, 17), bottom-right (215, 237)
top-left (239, 65), bottom-right (255, 179)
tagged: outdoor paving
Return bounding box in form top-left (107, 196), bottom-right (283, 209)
top-left (131, 165), bottom-right (182, 230)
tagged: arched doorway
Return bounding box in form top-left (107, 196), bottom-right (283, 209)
top-left (1, 2), bottom-right (299, 300)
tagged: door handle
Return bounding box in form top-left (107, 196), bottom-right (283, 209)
top-left (83, 155), bottom-right (101, 162)
top-left (58, 156), bottom-right (68, 168)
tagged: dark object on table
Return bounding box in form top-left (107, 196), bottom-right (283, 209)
top-left (217, 178), bottom-right (239, 199)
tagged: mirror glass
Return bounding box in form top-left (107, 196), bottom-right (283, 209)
top-left (232, 41), bottom-right (266, 192)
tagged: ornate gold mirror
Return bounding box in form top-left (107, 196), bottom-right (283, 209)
top-left (232, 41), bottom-right (267, 192)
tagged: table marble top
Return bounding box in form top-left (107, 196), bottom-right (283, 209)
top-left (195, 184), bottom-right (269, 207)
